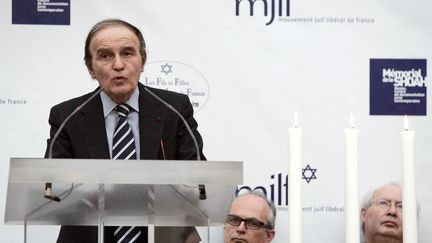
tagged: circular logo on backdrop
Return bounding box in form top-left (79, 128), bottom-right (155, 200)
top-left (142, 61), bottom-right (209, 113)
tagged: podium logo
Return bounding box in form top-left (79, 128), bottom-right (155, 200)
top-left (142, 61), bottom-right (209, 113)
top-left (235, 0), bottom-right (291, 25)
top-left (370, 59), bottom-right (427, 115)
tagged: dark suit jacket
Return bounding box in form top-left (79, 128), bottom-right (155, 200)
top-left (45, 83), bottom-right (205, 243)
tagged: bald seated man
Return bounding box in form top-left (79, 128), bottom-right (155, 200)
top-left (360, 183), bottom-right (404, 243)
top-left (224, 192), bottom-right (276, 243)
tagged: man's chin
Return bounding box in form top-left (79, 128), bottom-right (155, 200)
top-left (106, 87), bottom-right (135, 103)
top-left (379, 227), bottom-right (402, 239)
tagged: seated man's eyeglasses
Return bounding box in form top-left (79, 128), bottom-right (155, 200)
top-left (369, 198), bottom-right (403, 212)
top-left (225, 214), bottom-right (271, 230)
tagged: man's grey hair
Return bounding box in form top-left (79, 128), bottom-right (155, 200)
top-left (234, 190), bottom-right (277, 230)
top-left (359, 183), bottom-right (402, 213)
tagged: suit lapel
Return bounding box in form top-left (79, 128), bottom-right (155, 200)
top-left (78, 93), bottom-right (111, 159)
top-left (138, 84), bottom-right (165, 159)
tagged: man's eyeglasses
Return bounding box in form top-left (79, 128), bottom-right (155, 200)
top-left (225, 214), bottom-right (271, 230)
top-left (369, 199), bottom-right (403, 212)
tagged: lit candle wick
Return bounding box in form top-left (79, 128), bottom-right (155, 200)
top-left (349, 112), bottom-right (355, 129)
top-left (404, 115), bottom-right (409, 131)
top-left (293, 111), bottom-right (299, 128)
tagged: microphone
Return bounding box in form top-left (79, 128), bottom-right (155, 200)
top-left (144, 87), bottom-right (207, 200)
top-left (44, 182), bottom-right (60, 202)
top-left (198, 184), bottom-right (207, 200)
top-left (44, 86), bottom-right (104, 202)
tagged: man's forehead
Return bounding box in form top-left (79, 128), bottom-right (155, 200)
top-left (90, 27), bottom-right (140, 49)
top-left (230, 195), bottom-right (269, 217)
top-left (95, 45), bottom-right (137, 52)
top-left (91, 37), bottom-right (139, 49)
top-left (373, 185), bottom-right (402, 200)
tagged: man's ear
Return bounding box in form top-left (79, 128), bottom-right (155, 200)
top-left (361, 208), bottom-right (367, 223)
top-left (265, 229), bottom-right (275, 242)
top-left (88, 69), bottom-right (96, 79)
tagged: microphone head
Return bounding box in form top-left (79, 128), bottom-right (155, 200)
top-left (199, 184), bottom-right (207, 200)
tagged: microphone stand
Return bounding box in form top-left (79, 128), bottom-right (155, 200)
top-left (44, 87), bottom-right (104, 202)
top-left (144, 87), bottom-right (207, 200)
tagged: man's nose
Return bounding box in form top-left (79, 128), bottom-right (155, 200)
top-left (236, 221), bottom-right (247, 232)
top-left (387, 203), bottom-right (398, 215)
top-left (113, 55), bottom-right (125, 70)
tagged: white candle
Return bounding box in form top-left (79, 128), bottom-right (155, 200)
top-left (401, 115), bottom-right (418, 243)
top-left (288, 112), bottom-right (302, 243)
top-left (344, 113), bottom-right (359, 243)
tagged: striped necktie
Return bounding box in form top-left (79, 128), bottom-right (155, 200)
top-left (112, 104), bottom-right (141, 242)
top-left (112, 104), bottom-right (137, 160)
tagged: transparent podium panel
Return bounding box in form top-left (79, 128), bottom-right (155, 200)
top-left (5, 158), bottom-right (243, 228)
top-left (5, 182), bottom-right (100, 225)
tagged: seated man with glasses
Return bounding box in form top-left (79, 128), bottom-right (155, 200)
top-left (360, 183), bottom-right (404, 243)
top-left (224, 191), bottom-right (276, 243)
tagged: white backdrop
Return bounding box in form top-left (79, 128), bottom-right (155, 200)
top-left (0, 0), bottom-right (431, 242)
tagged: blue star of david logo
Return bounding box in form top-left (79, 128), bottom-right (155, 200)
top-left (161, 63), bottom-right (173, 75)
top-left (302, 164), bottom-right (317, 183)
